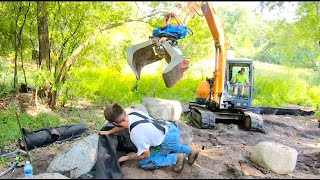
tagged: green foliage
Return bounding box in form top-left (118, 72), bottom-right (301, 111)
top-left (315, 111), bottom-right (320, 120)
top-left (216, 3), bottom-right (266, 58)
top-left (253, 62), bottom-right (320, 109)
top-left (0, 157), bottom-right (8, 164)
top-left (255, 2), bottom-right (320, 75)
top-left (0, 110), bottom-right (61, 151)
top-left (178, 16), bottom-right (214, 61)
top-left (59, 67), bottom-right (198, 107)
top-left (0, 84), bottom-right (13, 97)
top-left (60, 61), bottom-right (320, 115)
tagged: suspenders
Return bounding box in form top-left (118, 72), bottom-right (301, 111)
top-left (129, 112), bottom-right (166, 134)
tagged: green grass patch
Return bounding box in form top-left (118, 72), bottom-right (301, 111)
top-left (0, 110), bottom-right (61, 152)
top-left (65, 68), bottom-right (199, 107)
top-left (253, 62), bottom-right (320, 109)
top-left (65, 64), bottom-right (320, 118)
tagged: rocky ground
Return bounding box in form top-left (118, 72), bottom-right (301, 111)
top-left (1, 108), bottom-right (319, 179)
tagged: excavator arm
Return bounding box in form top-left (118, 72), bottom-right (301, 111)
top-left (126, 1), bottom-right (227, 105)
top-left (126, 2), bottom-right (265, 132)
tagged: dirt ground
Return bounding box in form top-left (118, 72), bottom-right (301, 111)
top-left (1, 106), bottom-right (320, 179)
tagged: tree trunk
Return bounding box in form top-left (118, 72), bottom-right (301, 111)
top-left (14, 5), bottom-right (22, 95)
top-left (49, 90), bottom-right (57, 109)
top-left (19, 2), bottom-right (31, 86)
top-left (14, 31), bottom-right (19, 95)
top-left (37, 1), bottom-right (50, 71)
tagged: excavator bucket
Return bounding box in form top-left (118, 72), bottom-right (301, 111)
top-left (161, 42), bottom-right (189, 88)
top-left (126, 39), bottom-right (160, 80)
top-left (126, 40), bottom-right (189, 88)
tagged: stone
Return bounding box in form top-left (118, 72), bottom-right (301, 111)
top-left (250, 141), bottom-right (298, 174)
top-left (175, 119), bottom-right (193, 145)
top-left (124, 104), bottom-right (148, 114)
top-left (33, 173), bottom-right (70, 179)
top-left (47, 134), bottom-right (99, 179)
top-left (141, 97), bottom-right (182, 121)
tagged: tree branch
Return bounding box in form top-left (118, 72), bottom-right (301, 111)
top-left (56, 11), bottom-right (164, 84)
top-left (99, 11), bottom-right (165, 32)
top-left (17, 2), bottom-right (30, 44)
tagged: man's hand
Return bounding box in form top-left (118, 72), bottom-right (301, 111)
top-left (118, 152), bottom-right (135, 163)
top-left (118, 155), bottom-right (129, 162)
top-left (98, 130), bottom-right (110, 136)
top-left (98, 127), bottom-right (127, 136)
top-left (118, 151), bottom-right (150, 163)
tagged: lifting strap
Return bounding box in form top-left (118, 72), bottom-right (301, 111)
top-left (129, 112), bottom-right (166, 134)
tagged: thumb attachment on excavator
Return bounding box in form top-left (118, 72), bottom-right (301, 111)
top-left (126, 40), bottom-right (189, 88)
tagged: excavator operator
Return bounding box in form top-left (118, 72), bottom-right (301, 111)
top-left (230, 67), bottom-right (250, 98)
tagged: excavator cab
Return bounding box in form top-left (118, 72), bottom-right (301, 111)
top-left (224, 59), bottom-right (255, 108)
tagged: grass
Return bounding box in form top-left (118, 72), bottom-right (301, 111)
top-left (253, 62), bottom-right (320, 109)
top-left (67, 61), bottom-right (320, 110)
top-left (65, 67), bottom-right (199, 107)
top-left (0, 106), bottom-right (61, 153)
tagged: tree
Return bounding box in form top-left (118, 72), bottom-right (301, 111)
top-left (256, 1), bottom-right (320, 79)
top-left (37, 1), bottom-right (50, 70)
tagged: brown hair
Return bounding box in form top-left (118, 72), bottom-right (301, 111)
top-left (104, 103), bottom-right (126, 123)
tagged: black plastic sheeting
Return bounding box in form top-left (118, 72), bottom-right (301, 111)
top-left (20, 124), bottom-right (88, 151)
top-left (259, 107), bottom-right (315, 116)
top-left (79, 123), bottom-right (137, 179)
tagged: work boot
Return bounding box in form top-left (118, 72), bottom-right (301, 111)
top-left (187, 149), bottom-right (200, 165)
top-left (173, 153), bottom-right (186, 173)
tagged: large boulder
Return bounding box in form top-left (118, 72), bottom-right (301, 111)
top-left (250, 141), bottom-right (298, 174)
top-left (175, 119), bottom-right (193, 146)
top-left (124, 104), bottom-right (148, 114)
top-left (141, 97), bottom-right (182, 121)
top-left (47, 134), bottom-right (99, 179)
top-left (33, 173), bottom-right (69, 179)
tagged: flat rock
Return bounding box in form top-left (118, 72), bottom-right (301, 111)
top-left (47, 134), bottom-right (99, 179)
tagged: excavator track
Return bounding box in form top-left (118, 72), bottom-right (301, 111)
top-left (187, 105), bottom-right (265, 133)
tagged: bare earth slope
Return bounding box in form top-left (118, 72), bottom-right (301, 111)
top-left (1, 112), bottom-right (319, 179)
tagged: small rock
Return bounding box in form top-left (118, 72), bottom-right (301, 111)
top-left (250, 141), bottom-right (298, 174)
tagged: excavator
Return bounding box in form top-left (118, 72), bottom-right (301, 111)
top-left (126, 1), bottom-right (265, 132)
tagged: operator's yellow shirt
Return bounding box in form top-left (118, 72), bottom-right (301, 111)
top-left (233, 73), bottom-right (248, 84)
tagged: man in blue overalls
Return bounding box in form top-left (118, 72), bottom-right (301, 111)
top-left (99, 103), bottom-right (200, 173)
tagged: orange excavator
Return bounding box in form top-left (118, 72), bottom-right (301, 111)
top-left (126, 2), bottom-right (265, 132)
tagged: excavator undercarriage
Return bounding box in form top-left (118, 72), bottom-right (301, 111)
top-left (187, 103), bottom-right (265, 132)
